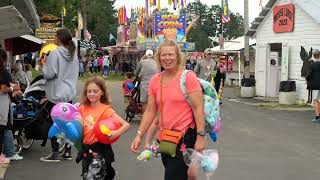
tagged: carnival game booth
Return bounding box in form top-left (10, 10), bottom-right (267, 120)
top-left (115, 3), bottom-right (197, 72)
top-left (114, 9), bottom-right (146, 72)
top-left (246, 0), bottom-right (320, 103)
top-left (212, 36), bottom-right (256, 86)
top-left (107, 45), bottom-right (145, 73)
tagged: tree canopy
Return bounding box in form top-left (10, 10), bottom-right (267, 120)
top-left (182, 1), bottom-right (244, 51)
top-left (33, 0), bottom-right (117, 46)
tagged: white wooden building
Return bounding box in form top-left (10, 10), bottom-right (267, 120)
top-left (247, 0), bottom-right (320, 103)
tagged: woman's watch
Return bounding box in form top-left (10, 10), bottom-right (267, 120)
top-left (197, 130), bottom-right (206, 137)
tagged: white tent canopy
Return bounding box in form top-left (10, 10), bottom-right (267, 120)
top-left (211, 36), bottom-right (256, 86)
top-left (211, 36), bottom-right (256, 52)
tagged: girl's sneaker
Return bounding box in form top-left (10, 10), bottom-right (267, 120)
top-left (40, 152), bottom-right (61, 163)
top-left (8, 154), bottom-right (23, 161)
top-left (61, 153), bottom-right (72, 160)
top-left (0, 154), bottom-right (10, 164)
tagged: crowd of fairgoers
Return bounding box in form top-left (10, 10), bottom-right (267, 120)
top-left (0, 29), bottom-right (225, 180)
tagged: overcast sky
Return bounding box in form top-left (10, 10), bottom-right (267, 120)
top-left (114, 0), bottom-right (268, 23)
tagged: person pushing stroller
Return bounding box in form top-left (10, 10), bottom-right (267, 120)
top-left (135, 50), bottom-right (159, 114)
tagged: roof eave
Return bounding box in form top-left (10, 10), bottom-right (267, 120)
top-left (245, 0), bottom-right (279, 37)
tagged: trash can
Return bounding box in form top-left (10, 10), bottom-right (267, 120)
top-left (240, 78), bottom-right (255, 97)
top-left (279, 81), bottom-right (296, 105)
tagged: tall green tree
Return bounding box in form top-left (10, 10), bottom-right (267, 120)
top-left (33, 0), bottom-right (65, 17)
top-left (85, 0), bottom-right (117, 46)
top-left (182, 1), bottom-right (244, 51)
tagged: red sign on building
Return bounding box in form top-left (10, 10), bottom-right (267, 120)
top-left (273, 3), bottom-right (295, 33)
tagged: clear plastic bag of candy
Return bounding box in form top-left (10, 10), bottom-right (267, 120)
top-left (183, 148), bottom-right (219, 179)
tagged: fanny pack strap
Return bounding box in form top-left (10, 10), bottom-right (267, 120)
top-left (159, 73), bottom-right (187, 134)
top-left (159, 74), bottom-right (164, 130)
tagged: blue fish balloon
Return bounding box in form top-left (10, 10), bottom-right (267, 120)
top-left (48, 102), bottom-right (83, 150)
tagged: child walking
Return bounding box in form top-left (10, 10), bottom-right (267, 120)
top-left (114, 63), bottom-right (119, 77)
top-left (122, 72), bottom-right (133, 111)
top-left (79, 57), bottom-right (84, 78)
top-left (78, 77), bottom-right (130, 180)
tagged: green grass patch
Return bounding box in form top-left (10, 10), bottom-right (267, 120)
top-left (32, 69), bottom-right (126, 82)
top-left (79, 72), bottom-right (126, 82)
top-left (32, 69), bottom-right (42, 77)
top-left (257, 103), bottom-right (312, 109)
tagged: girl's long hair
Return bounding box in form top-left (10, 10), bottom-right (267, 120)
top-left (0, 48), bottom-right (8, 72)
top-left (56, 29), bottom-right (76, 57)
top-left (81, 77), bottom-right (110, 105)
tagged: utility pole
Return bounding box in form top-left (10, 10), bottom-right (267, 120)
top-left (244, 0), bottom-right (250, 78)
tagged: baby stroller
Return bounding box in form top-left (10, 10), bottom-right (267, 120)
top-left (12, 76), bottom-right (65, 154)
top-left (125, 77), bottom-right (142, 122)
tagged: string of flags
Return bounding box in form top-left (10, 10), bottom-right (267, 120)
top-left (118, 6), bottom-right (128, 25)
top-left (118, 0), bottom-right (187, 24)
top-left (146, 0), bottom-right (186, 10)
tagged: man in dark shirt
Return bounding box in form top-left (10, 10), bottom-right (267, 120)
top-left (311, 50), bottom-right (320, 123)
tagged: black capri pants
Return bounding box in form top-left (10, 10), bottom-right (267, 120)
top-left (160, 128), bottom-right (197, 180)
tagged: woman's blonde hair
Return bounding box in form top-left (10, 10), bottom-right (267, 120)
top-left (155, 40), bottom-right (185, 69)
top-left (14, 63), bottom-right (23, 71)
top-left (25, 64), bottom-right (32, 71)
top-left (81, 77), bottom-right (110, 105)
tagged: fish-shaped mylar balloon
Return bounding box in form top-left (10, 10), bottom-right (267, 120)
top-left (48, 102), bottom-right (83, 150)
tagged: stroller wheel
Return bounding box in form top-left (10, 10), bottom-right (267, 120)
top-left (22, 139), bottom-right (34, 150)
top-left (20, 132), bottom-right (34, 150)
top-left (57, 138), bottom-right (66, 153)
top-left (125, 106), bottom-right (135, 122)
top-left (14, 136), bottom-right (23, 155)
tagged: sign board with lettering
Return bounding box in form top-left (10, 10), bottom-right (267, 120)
top-left (273, 3), bottom-right (294, 33)
top-left (153, 14), bottom-right (186, 43)
top-left (35, 15), bottom-right (62, 43)
top-left (144, 42), bottom-right (158, 50)
top-left (35, 27), bottom-right (61, 41)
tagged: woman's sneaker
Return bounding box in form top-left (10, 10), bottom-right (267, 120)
top-left (8, 154), bottom-right (23, 161)
top-left (312, 118), bottom-right (320, 123)
top-left (0, 154), bottom-right (10, 164)
top-left (40, 152), bottom-right (61, 162)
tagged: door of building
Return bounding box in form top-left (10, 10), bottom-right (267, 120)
top-left (267, 51), bottom-right (281, 97)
